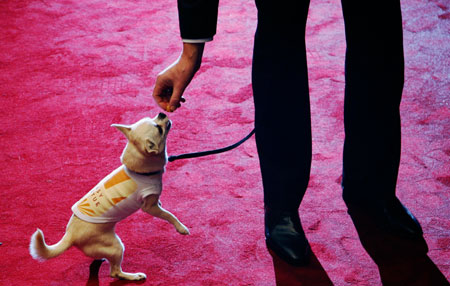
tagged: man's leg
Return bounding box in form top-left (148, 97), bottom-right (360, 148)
top-left (341, 0), bottom-right (405, 205)
top-left (341, 0), bottom-right (428, 273)
top-left (252, 0), bottom-right (312, 265)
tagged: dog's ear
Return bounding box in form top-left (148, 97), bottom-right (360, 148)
top-left (111, 124), bottom-right (132, 139)
top-left (144, 138), bottom-right (158, 155)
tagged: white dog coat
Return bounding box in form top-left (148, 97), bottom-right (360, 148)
top-left (72, 166), bottom-right (162, 223)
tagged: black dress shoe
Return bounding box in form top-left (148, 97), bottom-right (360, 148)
top-left (346, 197), bottom-right (429, 257)
top-left (382, 197), bottom-right (424, 238)
top-left (346, 197), bottom-right (424, 239)
top-left (265, 208), bottom-right (311, 266)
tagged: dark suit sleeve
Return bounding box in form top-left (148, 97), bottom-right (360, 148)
top-left (177, 0), bottom-right (219, 40)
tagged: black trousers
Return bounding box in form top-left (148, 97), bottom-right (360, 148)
top-left (252, 0), bottom-right (405, 210)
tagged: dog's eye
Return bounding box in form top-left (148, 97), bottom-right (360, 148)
top-left (156, 125), bottom-right (163, 135)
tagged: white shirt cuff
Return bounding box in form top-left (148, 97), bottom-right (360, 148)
top-left (182, 37), bottom-right (213, 43)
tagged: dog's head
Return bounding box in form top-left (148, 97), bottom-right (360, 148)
top-left (112, 113), bottom-right (171, 172)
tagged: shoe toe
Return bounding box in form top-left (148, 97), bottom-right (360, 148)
top-left (265, 213), bottom-right (311, 266)
top-left (384, 199), bottom-right (424, 238)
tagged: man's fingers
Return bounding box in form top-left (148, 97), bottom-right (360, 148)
top-left (152, 78), bottom-right (173, 109)
top-left (167, 88), bottom-right (183, 112)
top-left (152, 78), bottom-right (165, 99)
top-left (152, 60), bottom-right (190, 112)
top-left (153, 85), bottom-right (185, 112)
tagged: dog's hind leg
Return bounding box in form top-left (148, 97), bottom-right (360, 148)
top-left (100, 234), bottom-right (147, 281)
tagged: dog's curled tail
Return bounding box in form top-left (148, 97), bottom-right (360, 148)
top-left (29, 229), bottom-right (71, 261)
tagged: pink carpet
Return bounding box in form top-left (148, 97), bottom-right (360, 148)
top-left (0, 0), bottom-right (449, 285)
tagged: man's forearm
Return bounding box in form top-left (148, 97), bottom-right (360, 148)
top-left (181, 42), bottom-right (205, 72)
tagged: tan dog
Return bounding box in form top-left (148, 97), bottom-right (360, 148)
top-left (29, 113), bottom-right (189, 281)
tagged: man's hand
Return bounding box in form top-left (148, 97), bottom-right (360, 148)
top-left (152, 42), bottom-right (205, 112)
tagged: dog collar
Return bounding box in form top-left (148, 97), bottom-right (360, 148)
top-left (123, 165), bottom-right (162, 177)
top-left (133, 170), bottom-right (162, 176)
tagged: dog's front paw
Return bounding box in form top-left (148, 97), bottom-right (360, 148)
top-left (134, 272), bottom-right (147, 280)
top-left (176, 223), bottom-right (190, 235)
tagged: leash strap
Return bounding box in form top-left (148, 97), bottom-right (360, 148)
top-left (168, 128), bottom-right (255, 162)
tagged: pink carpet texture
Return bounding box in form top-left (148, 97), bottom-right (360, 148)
top-left (0, 0), bottom-right (449, 285)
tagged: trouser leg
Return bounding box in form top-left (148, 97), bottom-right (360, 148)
top-left (341, 2), bottom-right (430, 278)
top-left (252, 0), bottom-right (311, 211)
top-left (341, 0), bottom-right (405, 205)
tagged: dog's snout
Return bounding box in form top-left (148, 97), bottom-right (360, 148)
top-left (157, 113), bottom-right (167, 120)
